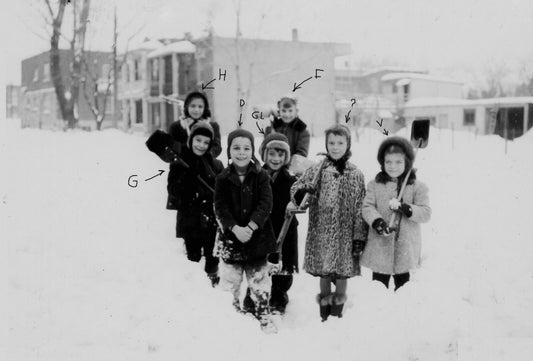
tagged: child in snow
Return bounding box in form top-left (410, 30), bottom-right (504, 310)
top-left (242, 133), bottom-right (299, 315)
top-left (168, 91), bottom-right (222, 158)
top-left (167, 122), bottom-right (224, 286)
top-left (265, 96), bottom-right (310, 174)
top-left (214, 129), bottom-right (277, 333)
top-left (290, 124), bottom-right (367, 321)
top-left (361, 136), bottom-right (431, 291)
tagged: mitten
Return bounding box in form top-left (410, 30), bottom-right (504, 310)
top-left (160, 146), bottom-right (178, 163)
top-left (294, 186), bottom-right (316, 206)
top-left (399, 203), bottom-right (413, 217)
top-left (372, 218), bottom-right (391, 236)
top-left (352, 240), bottom-right (366, 256)
top-left (267, 252), bottom-right (280, 264)
top-left (232, 225), bottom-right (252, 243)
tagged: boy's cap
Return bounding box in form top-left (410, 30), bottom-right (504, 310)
top-left (188, 122), bottom-right (214, 150)
top-left (277, 95), bottom-right (298, 108)
top-left (227, 128), bottom-right (260, 168)
top-left (260, 133), bottom-right (291, 166)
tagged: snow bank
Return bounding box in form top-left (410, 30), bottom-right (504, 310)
top-left (3, 121), bottom-right (533, 361)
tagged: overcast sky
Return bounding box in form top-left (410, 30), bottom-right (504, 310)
top-left (2, 0), bottom-right (533, 87)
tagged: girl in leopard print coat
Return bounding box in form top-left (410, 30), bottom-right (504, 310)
top-left (290, 124), bottom-right (367, 320)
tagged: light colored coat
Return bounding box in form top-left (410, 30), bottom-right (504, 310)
top-left (361, 179), bottom-right (431, 274)
top-left (291, 160), bottom-right (367, 278)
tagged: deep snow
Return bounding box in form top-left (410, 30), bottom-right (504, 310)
top-left (2, 118), bottom-right (533, 361)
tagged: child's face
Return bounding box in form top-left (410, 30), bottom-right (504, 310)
top-left (191, 135), bottom-right (210, 156)
top-left (384, 153), bottom-right (406, 179)
top-left (230, 137), bottom-right (253, 169)
top-left (266, 148), bottom-right (285, 171)
top-left (326, 134), bottom-right (348, 160)
top-left (187, 98), bottom-right (205, 120)
top-left (279, 105), bottom-right (298, 123)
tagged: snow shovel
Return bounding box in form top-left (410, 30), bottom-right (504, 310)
top-left (145, 129), bottom-right (215, 193)
top-left (388, 119), bottom-right (430, 230)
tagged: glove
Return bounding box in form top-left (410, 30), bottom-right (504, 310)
top-left (232, 225), bottom-right (252, 243)
top-left (294, 187), bottom-right (316, 208)
top-left (352, 240), bottom-right (366, 256)
top-left (160, 146), bottom-right (178, 163)
top-left (372, 218), bottom-right (391, 236)
top-left (389, 198), bottom-right (413, 217)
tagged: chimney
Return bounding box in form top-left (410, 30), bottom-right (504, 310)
top-left (292, 28), bottom-right (298, 42)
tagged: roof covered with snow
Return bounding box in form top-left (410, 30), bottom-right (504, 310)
top-left (130, 39), bottom-right (164, 51)
top-left (381, 72), bottom-right (463, 84)
top-left (405, 96), bottom-right (533, 108)
top-left (147, 40), bottom-right (196, 58)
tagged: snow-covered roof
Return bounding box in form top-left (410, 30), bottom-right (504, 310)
top-left (131, 39), bottom-right (164, 51)
top-left (405, 96), bottom-right (533, 108)
top-left (381, 72), bottom-right (463, 84)
top-left (147, 40), bottom-right (196, 58)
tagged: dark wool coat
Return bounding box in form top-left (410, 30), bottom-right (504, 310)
top-left (263, 165), bottom-right (299, 273)
top-left (265, 117), bottom-right (310, 158)
top-left (291, 160), bottom-right (367, 278)
top-left (361, 178), bottom-right (431, 274)
top-left (169, 118), bottom-right (222, 158)
top-left (167, 147), bottom-right (223, 238)
top-left (213, 164), bottom-right (276, 263)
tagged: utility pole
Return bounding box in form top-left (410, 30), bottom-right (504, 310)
top-left (112, 4), bottom-right (118, 128)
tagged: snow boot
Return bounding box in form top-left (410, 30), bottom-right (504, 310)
top-left (316, 294), bottom-right (333, 322)
top-left (242, 288), bottom-right (256, 315)
top-left (330, 293), bottom-right (347, 318)
top-left (207, 272), bottom-right (219, 288)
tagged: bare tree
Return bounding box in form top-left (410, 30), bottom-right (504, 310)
top-left (45, 0), bottom-right (91, 129)
top-left (81, 55), bottom-right (112, 130)
top-left (482, 62), bottom-right (509, 98)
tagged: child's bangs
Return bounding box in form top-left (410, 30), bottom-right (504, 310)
top-left (384, 144), bottom-right (406, 155)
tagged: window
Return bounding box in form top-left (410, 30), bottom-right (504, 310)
top-left (123, 63), bottom-right (129, 82)
top-left (33, 68), bottom-right (39, 82)
top-left (151, 59), bottom-right (159, 82)
top-left (135, 99), bottom-right (143, 124)
top-left (43, 64), bottom-right (50, 82)
top-left (463, 109), bottom-right (475, 126)
top-left (403, 84), bottom-right (410, 102)
top-left (134, 59), bottom-right (141, 81)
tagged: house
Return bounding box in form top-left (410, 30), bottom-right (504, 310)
top-left (118, 39), bottom-right (197, 133)
top-left (404, 97), bottom-right (533, 139)
top-left (20, 50), bottom-right (114, 130)
top-left (6, 85), bottom-right (21, 119)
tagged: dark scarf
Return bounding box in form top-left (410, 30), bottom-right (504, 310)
top-left (326, 151), bottom-right (351, 175)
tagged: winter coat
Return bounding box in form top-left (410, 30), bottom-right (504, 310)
top-left (361, 179), bottom-right (431, 274)
top-left (167, 147), bottom-right (224, 238)
top-left (169, 118), bottom-right (222, 158)
top-left (265, 117), bottom-right (310, 158)
top-left (264, 165), bottom-right (299, 273)
top-left (214, 164), bottom-right (276, 263)
top-left (291, 159), bottom-right (367, 278)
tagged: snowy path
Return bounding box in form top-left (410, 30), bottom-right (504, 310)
top-left (3, 121), bottom-right (533, 361)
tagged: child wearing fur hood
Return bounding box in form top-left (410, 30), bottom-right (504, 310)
top-left (361, 136), bottom-right (432, 290)
top-left (290, 124), bottom-right (367, 321)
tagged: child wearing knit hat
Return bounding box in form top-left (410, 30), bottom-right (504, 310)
top-left (241, 133), bottom-right (299, 316)
top-left (213, 128), bottom-right (277, 333)
top-left (290, 124), bottom-right (367, 321)
top-left (361, 136), bottom-right (431, 291)
top-left (167, 122), bottom-right (224, 287)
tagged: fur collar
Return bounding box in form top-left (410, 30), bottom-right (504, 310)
top-left (272, 117), bottom-right (307, 132)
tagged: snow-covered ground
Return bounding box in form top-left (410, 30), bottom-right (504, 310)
top-left (2, 118), bottom-right (533, 361)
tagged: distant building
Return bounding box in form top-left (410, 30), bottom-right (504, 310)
top-left (118, 39), bottom-right (197, 133)
top-left (404, 97), bottom-right (533, 139)
top-left (20, 50), bottom-right (114, 130)
top-left (6, 85), bottom-right (21, 118)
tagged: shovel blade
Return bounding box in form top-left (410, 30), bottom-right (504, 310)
top-left (410, 119), bottom-right (430, 148)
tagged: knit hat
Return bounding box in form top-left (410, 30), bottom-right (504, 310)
top-left (226, 128), bottom-right (260, 169)
top-left (324, 124), bottom-right (352, 155)
top-left (259, 133), bottom-right (291, 166)
top-left (377, 136), bottom-right (415, 172)
top-left (188, 121), bottom-right (214, 150)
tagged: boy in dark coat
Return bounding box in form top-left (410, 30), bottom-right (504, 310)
top-left (167, 122), bottom-right (224, 286)
top-left (265, 96), bottom-right (310, 175)
top-left (242, 133), bottom-right (299, 315)
top-left (213, 129), bottom-right (277, 333)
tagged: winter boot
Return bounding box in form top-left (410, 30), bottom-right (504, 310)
top-left (242, 288), bottom-right (256, 315)
top-left (207, 272), bottom-right (219, 288)
top-left (316, 294), bottom-right (333, 322)
top-left (330, 293), bottom-right (347, 318)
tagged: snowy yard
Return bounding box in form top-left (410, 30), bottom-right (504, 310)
top-left (3, 118), bottom-right (533, 361)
